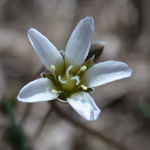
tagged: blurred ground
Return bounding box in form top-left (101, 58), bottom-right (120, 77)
top-left (0, 0), bottom-right (150, 150)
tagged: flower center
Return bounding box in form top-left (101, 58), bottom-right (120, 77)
top-left (60, 74), bottom-right (77, 92)
top-left (48, 65), bottom-right (89, 101)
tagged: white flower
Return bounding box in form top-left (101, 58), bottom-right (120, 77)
top-left (17, 17), bottom-right (132, 121)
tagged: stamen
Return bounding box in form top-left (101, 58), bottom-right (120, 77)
top-left (76, 65), bottom-right (87, 75)
top-left (66, 65), bottom-right (73, 78)
top-left (50, 65), bottom-right (57, 82)
top-left (71, 76), bottom-right (80, 85)
top-left (80, 65), bottom-right (87, 71)
top-left (57, 91), bottom-right (63, 94)
top-left (58, 76), bottom-right (67, 84)
top-left (51, 89), bottom-right (62, 94)
top-left (81, 84), bottom-right (88, 90)
top-left (50, 65), bottom-right (56, 71)
top-left (51, 89), bottom-right (58, 94)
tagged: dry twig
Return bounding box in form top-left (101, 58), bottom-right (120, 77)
top-left (51, 101), bottom-right (132, 150)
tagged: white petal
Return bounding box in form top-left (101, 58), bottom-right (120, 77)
top-left (81, 61), bottom-right (132, 88)
top-left (67, 92), bottom-right (100, 120)
top-left (28, 28), bottom-right (64, 75)
top-left (17, 78), bottom-right (58, 102)
top-left (65, 17), bottom-right (94, 72)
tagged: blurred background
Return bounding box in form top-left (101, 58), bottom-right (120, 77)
top-left (0, 0), bottom-right (150, 150)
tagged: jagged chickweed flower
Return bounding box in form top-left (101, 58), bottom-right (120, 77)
top-left (17, 17), bottom-right (132, 121)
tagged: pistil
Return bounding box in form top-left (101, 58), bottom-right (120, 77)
top-left (60, 74), bottom-right (76, 92)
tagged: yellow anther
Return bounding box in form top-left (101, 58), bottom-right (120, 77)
top-left (50, 65), bottom-right (56, 71)
top-left (80, 66), bottom-right (87, 72)
top-left (81, 84), bottom-right (88, 90)
top-left (51, 89), bottom-right (58, 94)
